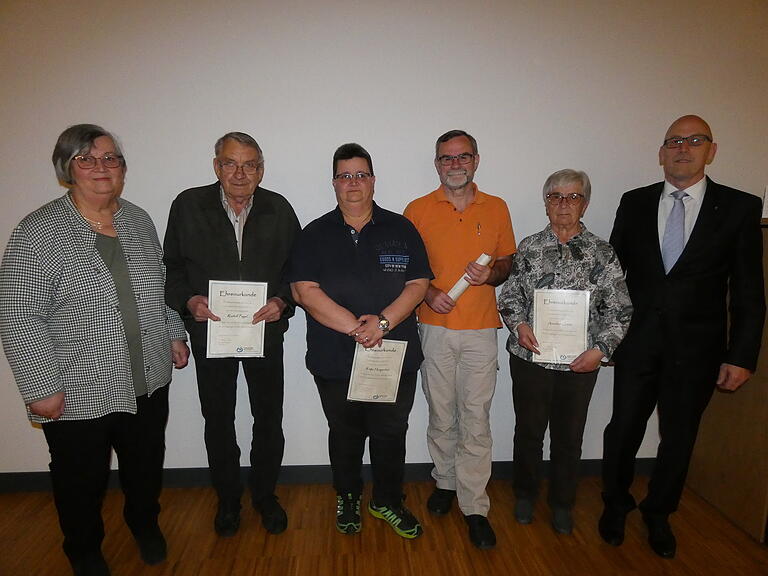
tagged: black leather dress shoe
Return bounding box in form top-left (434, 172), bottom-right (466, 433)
top-left (256, 495), bottom-right (288, 534)
top-left (643, 515), bottom-right (676, 559)
top-left (426, 488), bottom-right (455, 516)
top-left (72, 553), bottom-right (111, 576)
top-left (465, 514), bottom-right (496, 550)
top-left (598, 508), bottom-right (626, 546)
top-left (214, 502), bottom-right (241, 538)
top-left (133, 525), bottom-right (167, 565)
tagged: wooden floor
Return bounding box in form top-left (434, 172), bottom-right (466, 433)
top-left (1, 477), bottom-right (766, 575)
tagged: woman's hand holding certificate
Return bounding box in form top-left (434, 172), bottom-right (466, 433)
top-left (532, 289), bottom-right (590, 364)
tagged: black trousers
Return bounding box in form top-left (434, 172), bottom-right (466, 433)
top-left (509, 354), bottom-right (598, 509)
top-left (601, 344), bottom-right (717, 517)
top-left (314, 371), bottom-right (418, 506)
top-left (192, 336), bottom-right (285, 507)
top-left (42, 385), bottom-right (169, 566)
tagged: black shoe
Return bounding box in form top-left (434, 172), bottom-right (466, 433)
top-left (256, 495), bottom-right (288, 535)
top-left (643, 515), bottom-right (676, 559)
top-left (551, 507), bottom-right (573, 535)
top-left (336, 493), bottom-right (362, 534)
top-left (514, 498), bottom-right (534, 524)
top-left (72, 553), bottom-right (110, 576)
top-left (133, 525), bottom-right (167, 565)
top-left (368, 500), bottom-right (423, 539)
top-left (598, 507), bottom-right (626, 546)
top-left (214, 501), bottom-right (241, 538)
top-left (465, 514), bottom-right (496, 550)
top-left (426, 488), bottom-right (455, 516)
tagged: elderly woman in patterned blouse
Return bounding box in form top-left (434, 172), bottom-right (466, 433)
top-left (498, 169), bottom-right (632, 536)
top-left (0, 124), bottom-right (189, 576)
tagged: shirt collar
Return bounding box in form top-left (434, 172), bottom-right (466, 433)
top-left (544, 222), bottom-right (586, 244)
top-left (219, 185), bottom-right (254, 214)
top-left (332, 202), bottom-right (381, 226)
top-left (662, 176), bottom-right (707, 202)
top-left (432, 183), bottom-right (485, 204)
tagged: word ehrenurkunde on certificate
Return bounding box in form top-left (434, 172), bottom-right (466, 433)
top-left (206, 280), bottom-right (267, 358)
top-left (347, 340), bottom-right (408, 403)
top-left (532, 289), bottom-right (590, 364)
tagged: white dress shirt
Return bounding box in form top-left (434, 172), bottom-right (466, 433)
top-left (657, 176), bottom-right (707, 249)
top-left (220, 187), bottom-right (254, 259)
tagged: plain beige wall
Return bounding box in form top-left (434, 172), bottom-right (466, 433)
top-left (1, 0), bottom-right (766, 473)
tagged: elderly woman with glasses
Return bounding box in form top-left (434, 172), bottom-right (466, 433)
top-left (497, 169), bottom-right (632, 536)
top-left (0, 124), bottom-right (189, 576)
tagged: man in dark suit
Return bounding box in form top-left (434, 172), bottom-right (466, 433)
top-left (600, 115), bottom-right (765, 558)
top-left (164, 132), bottom-right (300, 537)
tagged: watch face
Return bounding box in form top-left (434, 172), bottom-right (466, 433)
top-left (378, 318), bottom-right (390, 331)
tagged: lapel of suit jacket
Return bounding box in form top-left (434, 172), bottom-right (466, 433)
top-left (643, 182), bottom-right (667, 275)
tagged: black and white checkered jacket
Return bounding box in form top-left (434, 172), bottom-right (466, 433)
top-left (0, 193), bottom-right (186, 423)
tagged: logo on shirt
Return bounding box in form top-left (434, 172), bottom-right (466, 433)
top-left (379, 253), bottom-right (409, 273)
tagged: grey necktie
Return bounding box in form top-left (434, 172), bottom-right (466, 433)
top-left (661, 190), bottom-right (687, 273)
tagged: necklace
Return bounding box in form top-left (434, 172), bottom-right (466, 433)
top-left (70, 193), bottom-right (114, 230)
top-left (82, 216), bottom-right (106, 230)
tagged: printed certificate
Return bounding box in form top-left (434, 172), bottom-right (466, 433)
top-left (347, 340), bottom-right (408, 403)
top-left (532, 289), bottom-right (590, 364)
top-left (206, 280), bottom-right (267, 358)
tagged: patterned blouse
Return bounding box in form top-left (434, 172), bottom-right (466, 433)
top-left (0, 193), bottom-right (186, 423)
top-left (498, 223), bottom-right (632, 371)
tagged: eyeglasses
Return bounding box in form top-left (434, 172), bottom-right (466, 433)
top-left (334, 171), bottom-right (373, 181)
top-left (546, 193), bottom-right (585, 205)
top-left (436, 153), bottom-right (475, 166)
top-left (217, 159), bottom-right (263, 174)
top-left (73, 154), bottom-right (124, 169)
top-left (662, 135), bottom-right (712, 149)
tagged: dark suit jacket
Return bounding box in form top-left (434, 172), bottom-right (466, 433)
top-left (163, 182), bottom-right (301, 350)
top-left (610, 177), bottom-right (765, 372)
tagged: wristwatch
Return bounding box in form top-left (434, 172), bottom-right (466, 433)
top-left (377, 314), bottom-right (390, 334)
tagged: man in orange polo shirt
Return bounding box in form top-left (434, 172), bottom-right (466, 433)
top-left (404, 130), bottom-right (516, 550)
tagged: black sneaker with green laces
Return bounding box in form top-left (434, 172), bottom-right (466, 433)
top-left (368, 500), bottom-right (423, 539)
top-left (336, 493), bottom-right (361, 534)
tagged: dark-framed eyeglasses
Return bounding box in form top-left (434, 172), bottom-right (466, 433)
top-left (662, 134), bottom-right (712, 149)
top-left (333, 171), bottom-right (373, 181)
top-left (73, 154), bottom-right (124, 169)
top-left (436, 153), bottom-right (475, 166)
top-left (217, 159), bottom-right (263, 174)
top-left (546, 192), bottom-right (585, 205)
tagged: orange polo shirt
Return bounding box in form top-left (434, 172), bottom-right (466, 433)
top-left (404, 185), bottom-right (516, 330)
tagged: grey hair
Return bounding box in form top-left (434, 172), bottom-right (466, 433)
top-left (52, 124), bottom-right (125, 186)
top-left (542, 169), bottom-right (591, 204)
top-left (214, 132), bottom-right (263, 160)
top-left (435, 129), bottom-right (478, 158)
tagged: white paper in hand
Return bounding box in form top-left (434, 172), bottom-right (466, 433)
top-left (446, 253), bottom-right (492, 302)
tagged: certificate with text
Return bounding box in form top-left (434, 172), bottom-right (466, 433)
top-left (532, 289), bottom-right (589, 364)
top-left (206, 280), bottom-right (267, 358)
top-left (347, 340), bottom-right (408, 403)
